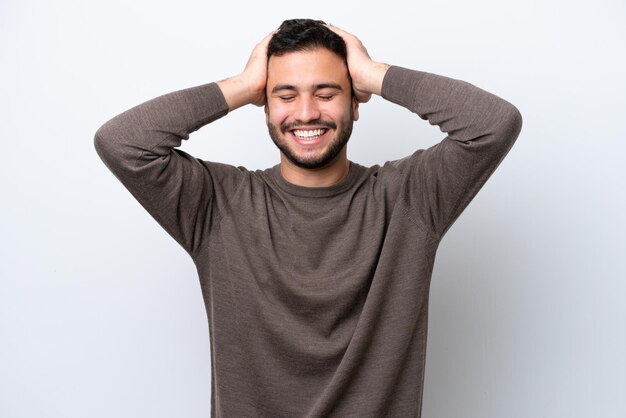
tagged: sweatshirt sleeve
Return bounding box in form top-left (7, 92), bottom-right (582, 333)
top-left (94, 82), bottom-right (245, 258)
top-left (381, 66), bottom-right (523, 240)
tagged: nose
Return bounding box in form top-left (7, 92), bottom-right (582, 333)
top-left (293, 96), bottom-right (321, 122)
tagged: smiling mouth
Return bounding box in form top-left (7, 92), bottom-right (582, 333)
top-left (291, 128), bottom-right (328, 140)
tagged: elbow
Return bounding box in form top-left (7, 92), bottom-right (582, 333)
top-left (93, 125), bottom-right (106, 154)
top-left (507, 103), bottom-right (523, 137)
top-left (93, 121), bottom-right (130, 174)
top-left (497, 102), bottom-right (523, 146)
top-left (93, 123), bottom-right (115, 163)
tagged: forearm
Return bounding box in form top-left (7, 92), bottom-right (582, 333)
top-left (381, 66), bottom-right (522, 144)
top-left (217, 75), bottom-right (263, 112)
top-left (94, 82), bottom-right (228, 174)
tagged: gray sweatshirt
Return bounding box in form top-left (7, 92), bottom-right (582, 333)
top-left (94, 65), bottom-right (522, 417)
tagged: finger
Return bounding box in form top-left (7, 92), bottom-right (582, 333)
top-left (248, 30), bottom-right (278, 65)
top-left (325, 23), bottom-right (355, 40)
top-left (258, 29), bottom-right (278, 48)
top-left (324, 23), bottom-right (345, 36)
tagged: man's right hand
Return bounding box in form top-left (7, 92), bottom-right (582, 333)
top-left (217, 30), bottom-right (276, 111)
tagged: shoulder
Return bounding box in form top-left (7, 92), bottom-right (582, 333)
top-left (378, 149), bottom-right (427, 178)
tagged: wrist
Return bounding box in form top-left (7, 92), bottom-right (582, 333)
top-left (358, 62), bottom-right (391, 96)
top-left (217, 74), bottom-right (264, 111)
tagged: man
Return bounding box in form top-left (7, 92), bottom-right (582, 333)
top-left (95, 19), bottom-right (522, 418)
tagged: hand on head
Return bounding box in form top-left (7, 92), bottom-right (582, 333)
top-left (219, 22), bottom-right (389, 111)
top-left (324, 24), bottom-right (390, 103)
top-left (244, 22), bottom-right (389, 107)
top-left (216, 29), bottom-right (275, 111)
top-left (239, 30), bottom-right (276, 107)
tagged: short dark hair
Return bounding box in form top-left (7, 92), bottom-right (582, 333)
top-left (267, 19), bottom-right (348, 65)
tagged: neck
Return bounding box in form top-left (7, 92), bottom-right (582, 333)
top-left (279, 149), bottom-right (350, 187)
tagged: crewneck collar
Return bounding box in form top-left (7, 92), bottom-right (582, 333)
top-left (270, 161), bottom-right (362, 198)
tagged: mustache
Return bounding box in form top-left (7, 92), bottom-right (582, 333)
top-left (281, 120), bottom-right (337, 132)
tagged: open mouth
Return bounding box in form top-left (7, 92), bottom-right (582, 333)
top-left (290, 128), bottom-right (329, 143)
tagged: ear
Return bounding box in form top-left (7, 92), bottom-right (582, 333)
top-left (264, 103), bottom-right (269, 125)
top-left (352, 97), bottom-right (360, 121)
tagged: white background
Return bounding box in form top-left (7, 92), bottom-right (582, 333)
top-left (1, 0), bottom-right (625, 417)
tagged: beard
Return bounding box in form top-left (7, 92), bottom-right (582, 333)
top-left (267, 108), bottom-right (354, 170)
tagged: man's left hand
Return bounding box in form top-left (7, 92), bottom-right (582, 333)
top-left (325, 24), bottom-right (391, 103)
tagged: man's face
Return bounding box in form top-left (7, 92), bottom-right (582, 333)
top-left (265, 47), bottom-right (359, 170)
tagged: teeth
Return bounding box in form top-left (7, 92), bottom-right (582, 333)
top-left (293, 129), bottom-right (326, 139)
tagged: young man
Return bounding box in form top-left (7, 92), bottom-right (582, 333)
top-left (95, 19), bottom-right (522, 418)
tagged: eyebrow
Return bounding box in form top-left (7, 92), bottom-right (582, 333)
top-left (271, 83), bottom-right (343, 94)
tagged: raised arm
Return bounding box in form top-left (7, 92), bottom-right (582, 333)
top-left (328, 25), bottom-right (523, 239)
top-left (94, 31), bottom-right (275, 257)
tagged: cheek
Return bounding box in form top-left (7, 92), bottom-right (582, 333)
top-left (266, 103), bottom-right (291, 126)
